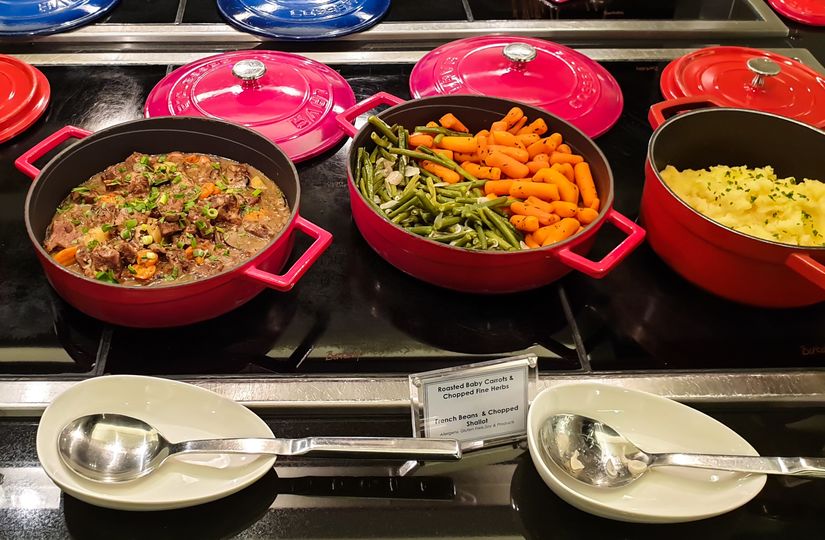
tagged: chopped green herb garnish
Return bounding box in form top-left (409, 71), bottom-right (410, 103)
top-left (158, 192), bottom-right (168, 205)
top-left (211, 162), bottom-right (220, 170)
top-left (141, 234), bottom-right (154, 246)
top-left (127, 265), bottom-right (137, 275)
top-left (251, 188), bottom-right (262, 197)
top-left (139, 156), bottom-right (150, 166)
top-left (94, 269), bottom-right (118, 284)
top-left (86, 240), bottom-right (99, 250)
top-left (206, 208), bottom-right (218, 219)
top-left (72, 186), bottom-right (91, 193)
top-left (125, 219), bottom-right (138, 229)
top-left (184, 201), bottom-right (195, 212)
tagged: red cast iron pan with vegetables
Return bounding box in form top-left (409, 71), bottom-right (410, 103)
top-left (335, 92), bottom-right (645, 293)
top-left (643, 95), bottom-right (825, 307)
top-left (15, 117), bottom-right (332, 327)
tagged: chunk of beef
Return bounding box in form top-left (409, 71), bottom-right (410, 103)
top-left (90, 245), bottom-right (121, 272)
top-left (159, 220), bottom-right (182, 237)
top-left (224, 164), bottom-right (250, 189)
top-left (75, 246), bottom-right (93, 276)
top-left (115, 241), bottom-right (138, 264)
top-left (44, 217), bottom-right (81, 252)
top-left (164, 248), bottom-right (194, 273)
top-left (210, 194), bottom-right (241, 224)
top-left (127, 173), bottom-right (149, 196)
top-left (244, 222), bottom-right (272, 238)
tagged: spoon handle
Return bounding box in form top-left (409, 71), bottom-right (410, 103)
top-left (171, 437), bottom-right (462, 461)
top-left (651, 453), bottom-right (825, 478)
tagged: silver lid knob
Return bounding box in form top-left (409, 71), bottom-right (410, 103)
top-left (503, 43), bottom-right (537, 64)
top-left (747, 57), bottom-right (781, 89)
top-left (232, 59), bottom-right (266, 81)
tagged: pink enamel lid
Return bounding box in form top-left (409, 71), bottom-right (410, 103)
top-left (145, 50), bottom-right (356, 163)
top-left (409, 36), bottom-right (623, 138)
top-left (768, 0), bottom-right (825, 26)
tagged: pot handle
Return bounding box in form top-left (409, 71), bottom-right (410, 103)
top-left (786, 253), bottom-right (825, 291)
top-left (335, 92), bottom-right (406, 138)
top-left (555, 209), bottom-right (646, 279)
top-left (15, 125), bottom-right (92, 179)
top-left (243, 216), bottom-right (333, 292)
top-left (648, 95), bottom-right (725, 130)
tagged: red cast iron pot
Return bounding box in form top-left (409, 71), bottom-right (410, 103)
top-left (642, 96), bottom-right (825, 308)
top-left (335, 93), bottom-right (645, 293)
top-left (16, 117), bottom-right (332, 327)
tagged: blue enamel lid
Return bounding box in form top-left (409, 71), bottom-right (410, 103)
top-left (0, 0), bottom-right (119, 37)
top-left (217, 0), bottom-right (390, 40)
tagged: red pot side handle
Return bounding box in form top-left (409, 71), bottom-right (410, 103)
top-left (647, 95), bottom-right (726, 130)
top-left (243, 216), bottom-right (332, 291)
top-left (15, 125), bottom-right (93, 179)
top-left (334, 92), bottom-right (406, 138)
top-left (786, 253), bottom-right (825, 291)
top-left (555, 209), bottom-right (646, 279)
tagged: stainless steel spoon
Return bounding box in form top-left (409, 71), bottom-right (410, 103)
top-left (539, 413), bottom-right (825, 488)
top-left (58, 413), bottom-right (462, 483)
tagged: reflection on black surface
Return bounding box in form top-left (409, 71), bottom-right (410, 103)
top-left (63, 470), bottom-right (280, 540)
top-left (102, 0), bottom-right (180, 23)
top-left (468, 0), bottom-right (759, 21)
top-left (105, 289), bottom-right (299, 375)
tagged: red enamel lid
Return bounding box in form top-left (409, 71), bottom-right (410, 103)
top-left (0, 54), bottom-right (50, 143)
top-left (144, 51), bottom-right (356, 163)
top-left (768, 0), bottom-right (825, 26)
top-left (661, 47), bottom-right (825, 128)
top-left (409, 36), bottom-right (623, 138)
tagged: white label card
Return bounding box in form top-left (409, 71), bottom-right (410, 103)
top-left (410, 355), bottom-right (536, 446)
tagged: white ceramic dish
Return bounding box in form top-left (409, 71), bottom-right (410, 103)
top-left (37, 375), bottom-right (276, 511)
top-left (526, 382), bottom-right (767, 523)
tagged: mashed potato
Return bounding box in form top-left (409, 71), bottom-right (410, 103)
top-left (660, 165), bottom-right (825, 246)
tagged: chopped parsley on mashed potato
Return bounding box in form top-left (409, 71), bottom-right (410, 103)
top-left (660, 165), bottom-right (825, 246)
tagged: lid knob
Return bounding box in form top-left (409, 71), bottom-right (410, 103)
top-left (232, 59), bottom-right (266, 82)
top-left (747, 57), bottom-right (781, 89)
top-left (503, 43), bottom-right (537, 64)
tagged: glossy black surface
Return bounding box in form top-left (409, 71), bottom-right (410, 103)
top-left (468, 0), bottom-right (760, 21)
top-left (2, 60), bottom-right (824, 376)
top-left (3, 406), bottom-right (825, 538)
top-left (102, 0), bottom-right (180, 23)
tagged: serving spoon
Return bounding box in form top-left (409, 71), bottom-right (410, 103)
top-left (58, 413), bottom-right (462, 483)
top-left (539, 413), bottom-right (825, 488)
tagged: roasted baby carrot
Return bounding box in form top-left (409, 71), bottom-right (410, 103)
top-left (524, 233), bottom-right (540, 249)
top-left (534, 218), bottom-right (580, 246)
top-left (556, 143), bottom-right (572, 154)
top-left (431, 148), bottom-right (454, 160)
top-left (589, 197), bottom-right (601, 211)
top-left (516, 133), bottom-right (541, 147)
top-left (439, 113), bottom-right (469, 133)
top-left (454, 151), bottom-right (481, 163)
top-left (484, 180), bottom-right (514, 196)
top-left (438, 136), bottom-right (478, 154)
top-left (491, 120), bottom-right (509, 132)
top-left (509, 181), bottom-right (560, 201)
top-left (550, 201), bottom-right (578, 218)
top-left (426, 121), bottom-right (439, 128)
top-left (484, 151), bottom-right (530, 179)
top-left (487, 144), bottom-right (529, 163)
top-left (510, 214), bottom-right (540, 233)
top-left (507, 116), bottom-right (528, 134)
top-left (462, 161), bottom-right (501, 180)
top-left (517, 118), bottom-right (548, 136)
top-left (503, 107), bottom-right (524, 128)
top-left (524, 196), bottom-right (556, 214)
top-left (421, 160), bottom-right (460, 184)
top-left (549, 152), bottom-right (584, 165)
top-left (534, 168), bottom-right (579, 203)
top-left (575, 207), bottom-right (599, 224)
top-left (53, 245), bottom-right (78, 266)
top-left (526, 161), bottom-right (549, 175)
top-left (491, 130), bottom-right (517, 147)
top-left (510, 201), bottom-right (559, 226)
top-left (533, 153), bottom-right (549, 163)
top-left (552, 162), bottom-right (575, 182)
top-left (574, 162), bottom-right (598, 208)
top-left (527, 139), bottom-right (548, 159)
top-left (408, 133), bottom-right (434, 148)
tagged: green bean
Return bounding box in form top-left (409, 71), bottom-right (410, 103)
top-left (425, 176), bottom-right (437, 200)
top-left (369, 146), bottom-right (379, 162)
top-left (416, 191), bottom-right (439, 216)
top-left (378, 147), bottom-right (395, 162)
top-left (418, 147), bottom-right (479, 183)
top-left (433, 133), bottom-right (444, 145)
top-left (474, 224), bottom-right (488, 250)
top-left (484, 229), bottom-right (513, 251)
top-left (388, 197), bottom-right (419, 219)
top-left (437, 190), bottom-right (458, 199)
top-left (453, 233), bottom-right (474, 248)
top-left (386, 179), bottom-right (397, 198)
top-left (481, 207), bottom-right (520, 249)
top-left (389, 147), bottom-right (436, 162)
top-left (362, 160), bottom-right (374, 200)
top-left (391, 212), bottom-right (410, 224)
top-left (414, 126), bottom-right (473, 137)
top-left (401, 175), bottom-right (420, 197)
top-left (356, 148), bottom-right (365, 185)
top-left (434, 215), bottom-right (462, 231)
top-left (377, 189), bottom-right (391, 203)
top-left (368, 116), bottom-right (399, 144)
top-left (479, 196), bottom-right (509, 208)
top-left (429, 229), bottom-right (469, 243)
top-left (397, 129), bottom-right (409, 177)
top-left (371, 132), bottom-right (391, 149)
top-left (408, 226), bottom-right (433, 236)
